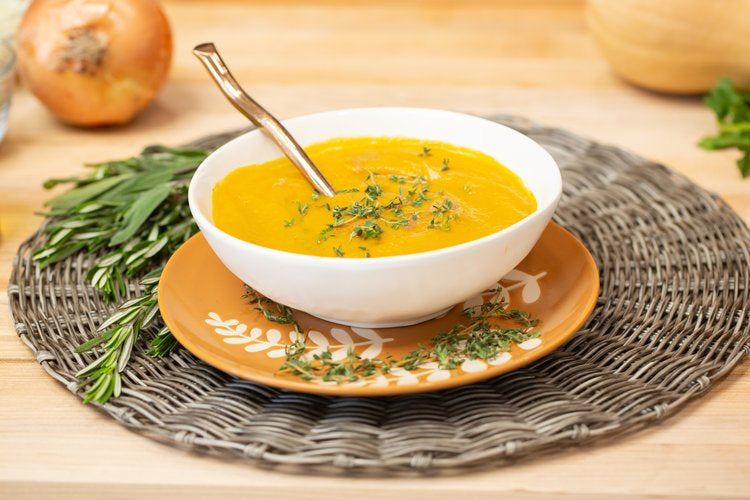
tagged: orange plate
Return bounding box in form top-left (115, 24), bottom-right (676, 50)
top-left (158, 222), bottom-right (599, 396)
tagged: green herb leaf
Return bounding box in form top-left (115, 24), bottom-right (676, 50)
top-left (110, 183), bottom-right (171, 245)
top-left (242, 286), bottom-right (302, 334)
top-left (739, 154), bottom-right (750, 177)
top-left (705, 77), bottom-right (750, 123)
top-left (350, 220), bottom-right (383, 240)
top-left (46, 174), bottom-right (133, 212)
top-left (296, 201), bottom-right (309, 216)
top-left (700, 78), bottom-right (750, 178)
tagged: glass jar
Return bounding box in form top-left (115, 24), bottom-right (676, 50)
top-left (0, 41), bottom-right (14, 143)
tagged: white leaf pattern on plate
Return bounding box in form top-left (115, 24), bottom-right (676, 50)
top-left (330, 328), bottom-right (353, 344)
top-left (518, 338), bottom-right (542, 350)
top-left (222, 337), bottom-right (253, 345)
top-left (307, 330), bottom-right (329, 347)
top-left (461, 359), bottom-right (488, 373)
top-left (244, 343), bottom-right (273, 353)
top-left (488, 352), bottom-right (512, 365)
top-left (502, 269), bottom-right (546, 303)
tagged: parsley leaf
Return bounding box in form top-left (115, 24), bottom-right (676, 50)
top-left (700, 78), bottom-right (750, 178)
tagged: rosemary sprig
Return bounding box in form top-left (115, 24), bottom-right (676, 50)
top-left (36, 146), bottom-right (209, 404)
top-left (35, 145), bottom-right (208, 301)
top-left (75, 269), bottom-right (164, 404)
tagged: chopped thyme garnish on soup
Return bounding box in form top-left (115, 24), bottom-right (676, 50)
top-left (212, 137), bottom-right (536, 257)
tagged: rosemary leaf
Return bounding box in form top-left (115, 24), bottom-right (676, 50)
top-left (45, 174), bottom-right (133, 212)
top-left (147, 326), bottom-right (180, 357)
top-left (110, 183), bottom-right (172, 245)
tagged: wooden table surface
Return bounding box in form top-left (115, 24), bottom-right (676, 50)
top-left (1, 1), bottom-right (749, 498)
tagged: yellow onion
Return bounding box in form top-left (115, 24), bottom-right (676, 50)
top-left (16, 0), bottom-right (172, 126)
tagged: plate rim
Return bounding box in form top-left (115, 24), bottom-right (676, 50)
top-left (158, 222), bottom-right (600, 396)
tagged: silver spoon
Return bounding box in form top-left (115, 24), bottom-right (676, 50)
top-left (193, 43), bottom-right (337, 197)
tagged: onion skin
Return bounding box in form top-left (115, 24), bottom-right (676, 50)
top-left (587, 0), bottom-right (750, 94)
top-left (16, 0), bottom-right (172, 126)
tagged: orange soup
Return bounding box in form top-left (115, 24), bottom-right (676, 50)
top-left (212, 137), bottom-right (536, 258)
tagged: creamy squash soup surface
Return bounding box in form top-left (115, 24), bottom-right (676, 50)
top-left (211, 137), bottom-right (536, 258)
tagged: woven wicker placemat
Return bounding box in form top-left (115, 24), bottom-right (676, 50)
top-left (9, 116), bottom-right (750, 473)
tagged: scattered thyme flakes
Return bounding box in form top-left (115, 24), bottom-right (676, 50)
top-left (283, 218), bottom-right (295, 227)
top-left (309, 171), bottom-right (460, 255)
top-left (296, 201), bottom-right (309, 216)
top-left (364, 181), bottom-right (383, 201)
top-left (311, 190), bottom-right (320, 201)
top-left (333, 245), bottom-right (344, 257)
top-left (262, 288), bottom-right (542, 384)
top-left (427, 198), bottom-right (458, 231)
top-left (358, 245), bottom-right (371, 258)
top-left (409, 185), bottom-right (430, 207)
top-left (441, 158), bottom-right (450, 171)
top-left (242, 286), bottom-right (302, 334)
top-left (419, 146), bottom-right (432, 157)
top-left (350, 220), bottom-right (384, 240)
top-left (279, 343), bottom-right (395, 383)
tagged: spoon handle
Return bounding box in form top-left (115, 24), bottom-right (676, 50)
top-left (193, 43), bottom-right (336, 198)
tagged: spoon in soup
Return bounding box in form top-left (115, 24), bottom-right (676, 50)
top-left (193, 43), bottom-right (337, 197)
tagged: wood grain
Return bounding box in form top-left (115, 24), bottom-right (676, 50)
top-left (1, 0), bottom-right (748, 498)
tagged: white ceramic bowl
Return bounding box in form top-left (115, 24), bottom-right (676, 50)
top-left (189, 108), bottom-right (561, 328)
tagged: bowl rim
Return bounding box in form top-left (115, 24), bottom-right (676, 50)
top-left (188, 106), bottom-right (562, 265)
